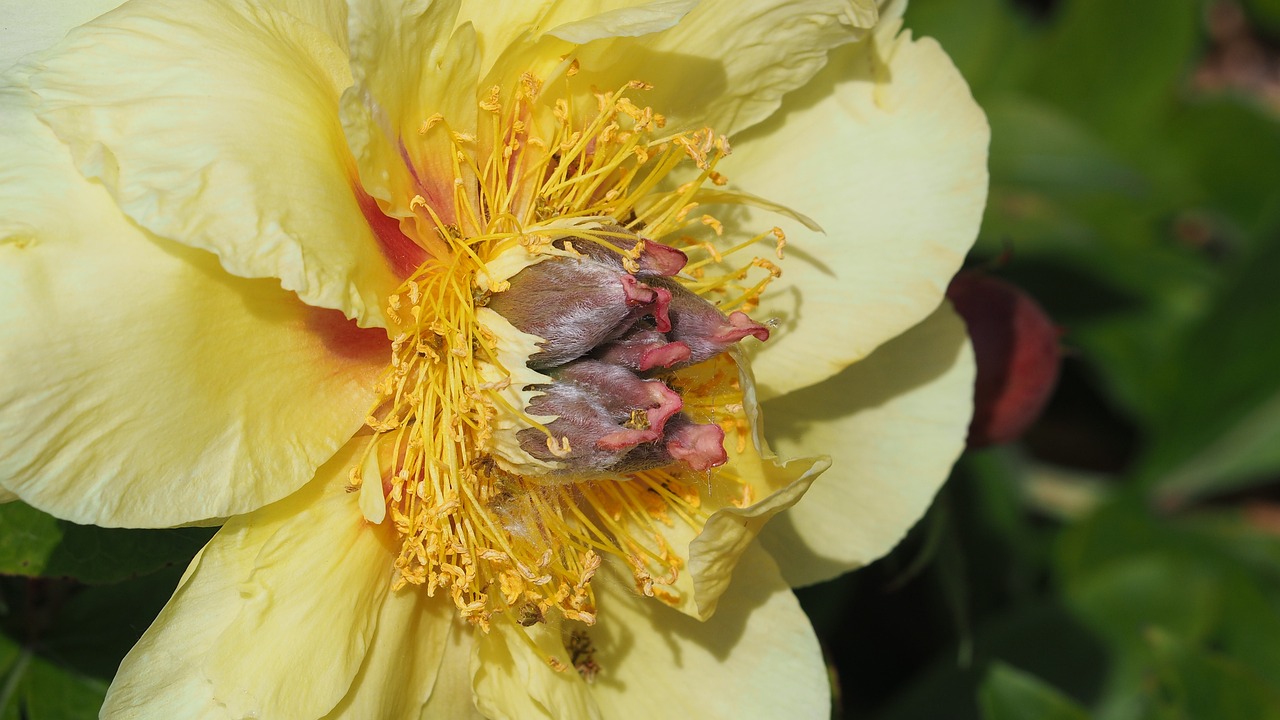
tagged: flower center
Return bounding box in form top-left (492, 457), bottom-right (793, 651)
top-left (348, 71), bottom-right (787, 633)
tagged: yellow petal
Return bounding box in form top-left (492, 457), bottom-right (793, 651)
top-left (0, 82), bottom-right (385, 528)
top-left (0, 487), bottom-right (17, 504)
top-left (758, 304), bottom-right (975, 587)
top-left (102, 443), bottom-right (393, 719)
top-left (323, 589), bottom-right (453, 720)
top-left (727, 22), bottom-right (989, 398)
top-left (473, 620), bottom-right (600, 720)
top-left (454, 0), bottom-right (695, 75)
top-left (420, 621), bottom-right (487, 720)
top-left (688, 450), bottom-right (827, 618)
top-left (566, 0), bottom-right (879, 134)
top-left (26, 0), bottom-right (402, 328)
top-left (588, 543), bottom-right (829, 718)
top-left (604, 356), bottom-right (828, 621)
top-left (342, 0), bottom-right (480, 231)
top-left (545, 0), bottom-right (699, 44)
top-left (0, 1), bottom-right (125, 70)
top-left (680, 357), bottom-right (830, 618)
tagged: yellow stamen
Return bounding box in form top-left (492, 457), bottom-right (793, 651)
top-left (350, 72), bottom-right (773, 629)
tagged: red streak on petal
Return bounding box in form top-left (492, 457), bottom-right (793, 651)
top-left (306, 306), bottom-right (391, 363)
top-left (353, 185), bottom-right (427, 279)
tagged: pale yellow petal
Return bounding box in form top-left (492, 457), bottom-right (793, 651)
top-left (608, 356), bottom-right (827, 621)
top-left (0, 487), bottom-right (17, 504)
top-left (727, 24), bottom-right (989, 397)
top-left (687, 451), bottom-right (827, 618)
top-left (545, 0), bottom-right (699, 44)
top-left (26, 0), bottom-right (402, 328)
top-left (420, 621), bottom-right (487, 720)
top-left (473, 620), bottom-right (601, 720)
top-left (566, 0), bottom-right (879, 134)
top-left (455, 0), bottom-right (695, 74)
top-left (758, 304), bottom-right (975, 587)
top-left (0, 82), bottom-right (385, 528)
top-left (0, 0), bottom-right (125, 70)
top-left (342, 0), bottom-right (480, 232)
top-left (588, 543), bottom-right (829, 719)
top-left (102, 443), bottom-right (393, 720)
top-left (323, 589), bottom-right (453, 720)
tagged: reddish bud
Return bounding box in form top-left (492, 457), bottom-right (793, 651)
top-left (664, 416), bottom-right (728, 471)
top-left (594, 327), bottom-right (692, 371)
top-left (519, 383), bottom-right (660, 470)
top-left (946, 271), bottom-right (1062, 447)
top-left (553, 360), bottom-right (682, 435)
top-left (488, 258), bottom-right (667, 368)
top-left (646, 277), bottom-right (770, 365)
top-left (561, 231), bottom-right (688, 276)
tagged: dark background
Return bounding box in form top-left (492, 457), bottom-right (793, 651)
top-left (801, 0), bottom-right (1280, 717)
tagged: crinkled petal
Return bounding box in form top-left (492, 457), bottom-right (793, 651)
top-left (610, 356), bottom-right (828, 620)
top-left (472, 621), bottom-right (600, 720)
top-left (323, 588), bottom-right (453, 720)
top-left (545, 0), bottom-right (698, 44)
top-left (687, 450), bottom-right (827, 617)
top-left (454, 0), bottom-right (696, 74)
top-left (342, 0), bottom-right (479, 233)
top-left (0, 0), bottom-right (125, 70)
top-left (727, 21), bottom-right (989, 397)
top-left (25, 0), bottom-right (401, 327)
top-left (758, 304), bottom-right (975, 587)
top-left (566, 0), bottom-right (878, 134)
top-left (0, 82), bottom-right (385, 528)
top-left (588, 543), bottom-right (829, 719)
top-left (101, 442), bottom-right (394, 719)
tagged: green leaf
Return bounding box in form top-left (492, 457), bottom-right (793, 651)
top-left (20, 657), bottom-right (107, 720)
top-left (41, 568), bottom-right (186, 679)
top-left (0, 645), bottom-right (106, 720)
top-left (1148, 630), bottom-right (1280, 720)
top-left (1142, 239), bottom-right (1280, 500)
top-left (874, 600), bottom-right (1109, 720)
top-left (980, 662), bottom-right (1090, 720)
top-left (1161, 100), bottom-right (1280, 241)
top-left (0, 501), bottom-right (212, 584)
top-left (1243, 0), bottom-right (1280, 41)
top-left (903, 0), bottom-right (1037, 97)
top-left (1023, 0), bottom-right (1200, 144)
top-left (985, 95), bottom-right (1146, 198)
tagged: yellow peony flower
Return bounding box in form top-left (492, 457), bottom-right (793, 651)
top-left (0, 0), bottom-right (987, 716)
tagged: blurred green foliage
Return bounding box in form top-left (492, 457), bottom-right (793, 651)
top-left (796, 0), bottom-right (1280, 718)
top-left (4, 0), bottom-right (1280, 717)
